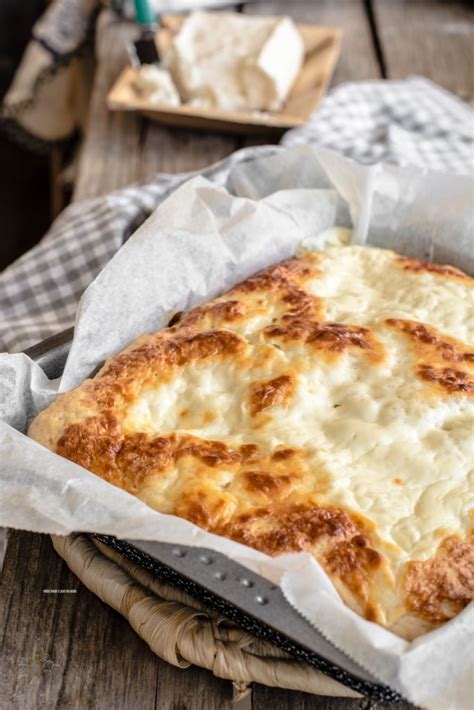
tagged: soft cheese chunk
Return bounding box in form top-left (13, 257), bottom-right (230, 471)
top-left (133, 65), bottom-right (181, 106)
top-left (166, 11), bottom-right (304, 111)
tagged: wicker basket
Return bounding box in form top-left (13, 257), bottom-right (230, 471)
top-left (52, 534), bottom-right (360, 700)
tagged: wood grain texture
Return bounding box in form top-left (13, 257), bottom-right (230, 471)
top-left (0, 531), bottom-right (232, 710)
top-left (73, 13), bottom-right (143, 201)
top-left (252, 684), bottom-right (415, 710)
top-left (373, 0), bottom-right (474, 99)
top-left (243, 0), bottom-right (382, 84)
top-left (139, 122), bottom-right (238, 181)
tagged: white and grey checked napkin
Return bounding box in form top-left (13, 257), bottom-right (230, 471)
top-left (1, 77), bottom-right (473, 353)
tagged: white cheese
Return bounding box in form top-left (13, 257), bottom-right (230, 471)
top-left (133, 65), bottom-right (181, 106)
top-left (124, 246), bottom-right (474, 565)
top-left (165, 11), bottom-right (304, 112)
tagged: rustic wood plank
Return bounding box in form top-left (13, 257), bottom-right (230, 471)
top-left (243, 0), bottom-right (382, 85)
top-left (0, 531), bottom-right (232, 710)
top-left (372, 0), bottom-right (474, 100)
top-left (156, 663), bottom-right (232, 710)
top-left (0, 532), bottom-right (158, 709)
top-left (139, 122), bottom-right (237, 179)
top-left (73, 12), bottom-right (143, 201)
top-left (252, 683), bottom-right (416, 709)
top-left (252, 686), bottom-right (360, 709)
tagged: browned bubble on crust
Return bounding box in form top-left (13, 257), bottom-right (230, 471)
top-left (265, 320), bottom-right (384, 362)
top-left (115, 433), bottom-right (174, 492)
top-left (404, 536), bottom-right (474, 623)
top-left (239, 444), bottom-right (261, 463)
top-left (386, 319), bottom-right (474, 366)
top-left (249, 374), bottom-right (294, 416)
top-left (396, 255), bottom-right (472, 282)
top-left (180, 300), bottom-right (246, 328)
top-left (218, 503), bottom-right (382, 618)
top-left (56, 424), bottom-right (241, 491)
top-left (55, 413), bottom-right (123, 480)
top-left (281, 288), bottom-right (320, 318)
top-left (417, 365), bottom-right (474, 394)
top-left (232, 255), bottom-right (321, 294)
top-left (176, 436), bottom-right (241, 467)
top-left (242, 470), bottom-right (297, 498)
top-left (231, 255), bottom-right (324, 322)
top-left (89, 329), bottom-right (246, 412)
top-left (272, 448), bottom-right (297, 461)
top-left (386, 319), bottom-right (474, 395)
top-left (175, 488), bottom-right (228, 530)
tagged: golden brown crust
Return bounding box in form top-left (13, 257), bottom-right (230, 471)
top-left (29, 246), bottom-right (474, 639)
top-left (179, 300), bottom-right (246, 328)
top-left (265, 320), bottom-right (385, 362)
top-left (57, 428), bottom-right (243, 488)
top-left (218, 502), bottom-right (385, 619)
top-left (404, 536), bottom-right (474, 624)
top-left (241, 471), bottom-right (297, 497)
top-left (396, 255), bottom-right (473, 282)
top-left (231, 254), bottom-right (321, 293)
top-left (98, 329), bottom-right (246, 384)
top-left (386, 319), bottom-right (474, 395)
top-left (417, 365), bottom-right (474, 394)
top-left (249, 375), bottom-right (294, 416)
top-left (231, 254), bottom-right (324, 322)
top-left (386, 319), bottom-right (474, 366)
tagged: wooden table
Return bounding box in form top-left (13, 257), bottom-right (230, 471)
top-left (1, 2), bottom-right (473, 708)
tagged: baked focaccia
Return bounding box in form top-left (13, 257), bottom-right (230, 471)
top-left (30, 245), bottom-right (474, 639)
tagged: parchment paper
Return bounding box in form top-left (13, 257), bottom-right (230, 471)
top-left (0, 145), bottom-right (473, 709)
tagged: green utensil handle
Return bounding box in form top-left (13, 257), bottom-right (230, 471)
top-left (134, 0), bottom-right (156, 26)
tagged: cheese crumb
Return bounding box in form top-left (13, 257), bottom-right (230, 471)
top-left (133, 65), bottom-right (181, 106)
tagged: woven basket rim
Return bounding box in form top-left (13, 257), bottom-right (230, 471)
top-left (52, 533), bottom-right (360, 699)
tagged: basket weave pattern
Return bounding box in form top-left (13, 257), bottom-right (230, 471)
top-left (52, 534), bottom-right (360, 699)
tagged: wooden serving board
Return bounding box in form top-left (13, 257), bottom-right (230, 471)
top-left (107, 15), bottom-right (342, 135)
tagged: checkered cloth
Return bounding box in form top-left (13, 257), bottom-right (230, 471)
top-left (1, 78), bottom-right (473, 353)
top-left (281, 78), bottom-right (474, 174)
